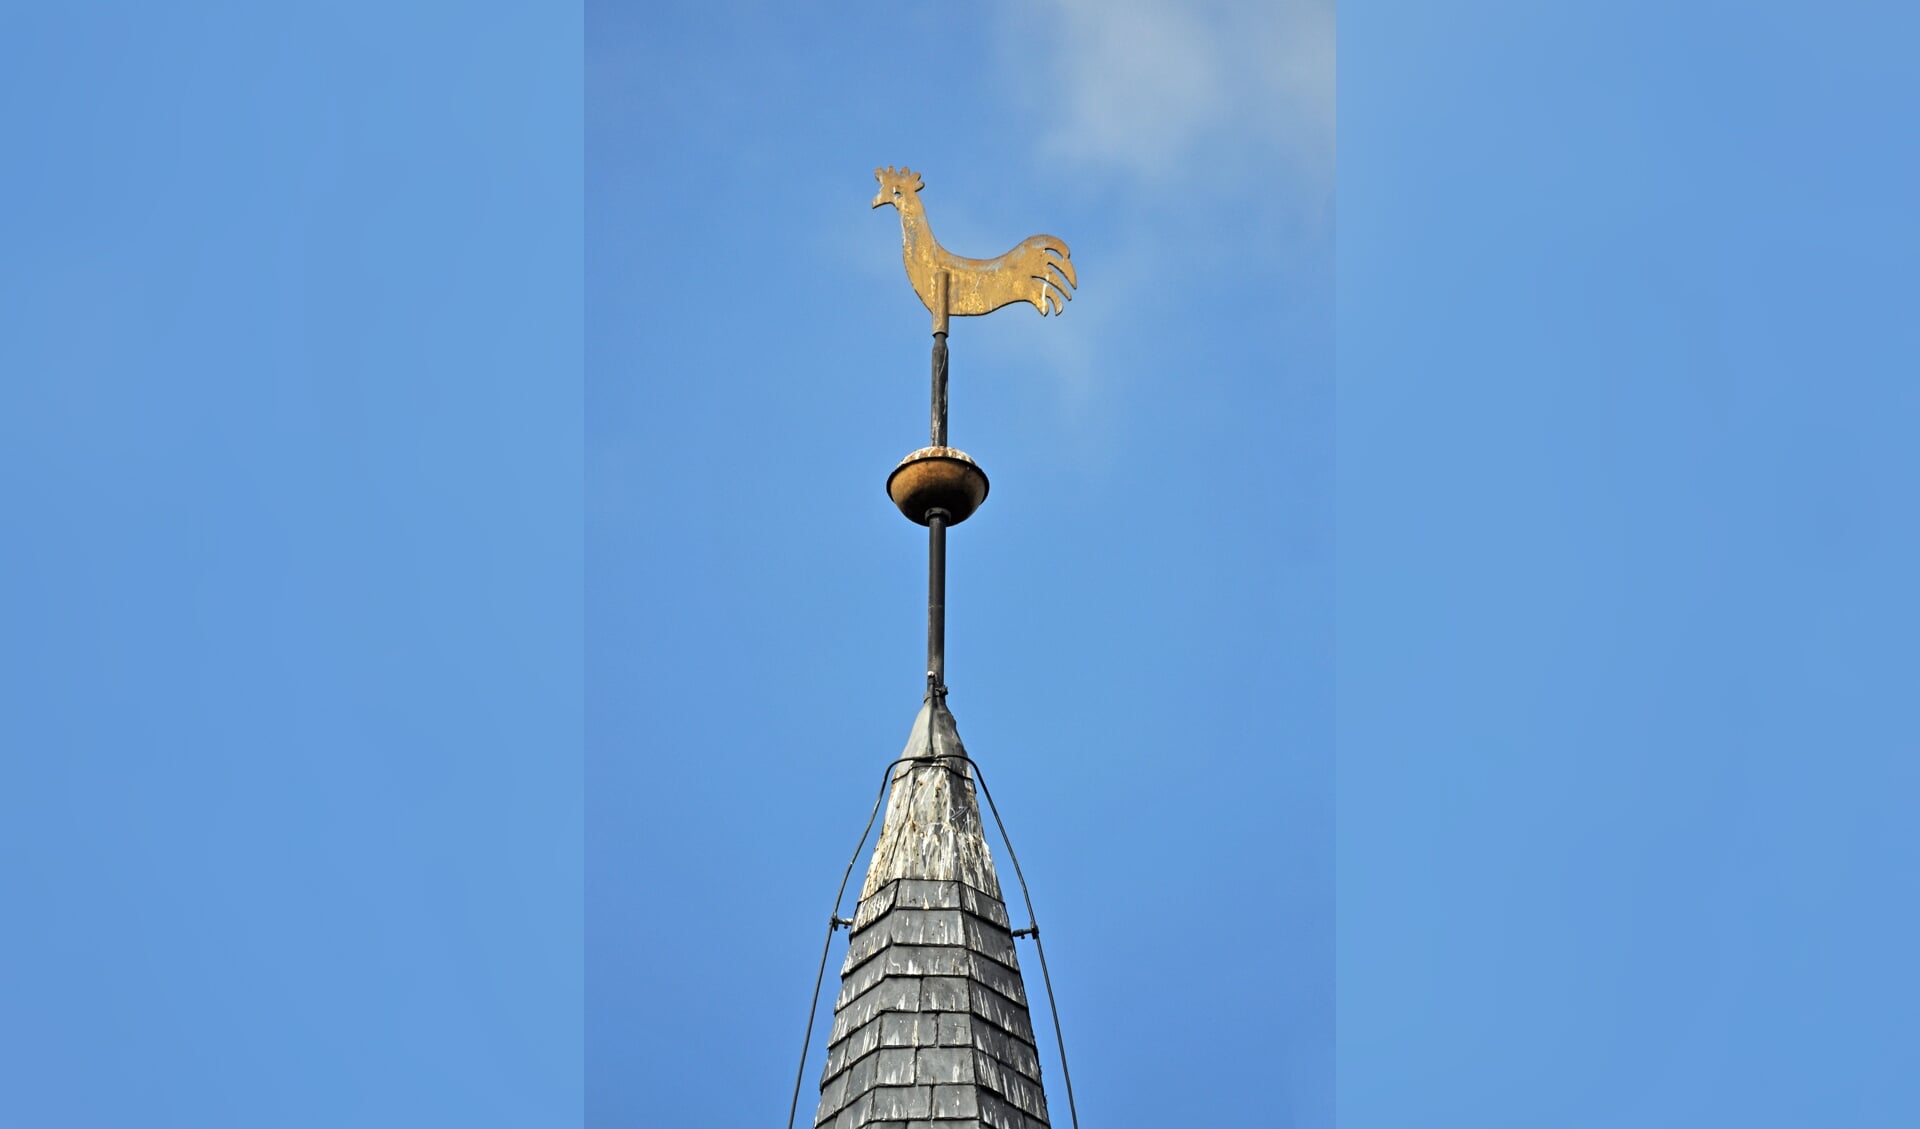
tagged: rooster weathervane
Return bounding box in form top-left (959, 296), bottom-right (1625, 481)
top-left (872, 165), bottom-right (1077, 335)
top-left (869, 165), bottom-right (1080, 703)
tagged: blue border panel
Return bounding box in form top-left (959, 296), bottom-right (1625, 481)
top-left (1342, 4), bottom-right (1920, 1127)
top-left (0, 5), bottom-right (583, 1126)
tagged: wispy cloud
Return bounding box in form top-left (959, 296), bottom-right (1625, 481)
top-left (908, 2), bottom-right (1338, 454)
top-left (998, 0), bottom-right (1334, 195)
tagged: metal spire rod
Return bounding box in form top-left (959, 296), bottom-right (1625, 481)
top-left (927, 506), bottom-right (947, 692)
top-left (927, 271), bottom-right (951, 692)
top-left (931, 271), bottom-right (950, 446)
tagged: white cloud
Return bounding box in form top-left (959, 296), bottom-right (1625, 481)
top-left (947, 1), bottom-right (1337, 451)
top-left (999, 0), bottom-right (1335, 193)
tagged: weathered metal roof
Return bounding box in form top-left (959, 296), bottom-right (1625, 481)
top-left (814, 699), bottom-right (1051, 1129)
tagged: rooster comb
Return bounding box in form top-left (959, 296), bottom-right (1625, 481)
top-left (874, 166), bottom-right (925, 188)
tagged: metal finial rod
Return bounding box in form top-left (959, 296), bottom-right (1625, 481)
top-left (927, 509), bottom-right (948, 689)
top-left (931, 332), bottom-right (949, 448)
top-left (931, 269), bottom-right (950, 446)
top-left (925, 269), bottom-right (951, 688)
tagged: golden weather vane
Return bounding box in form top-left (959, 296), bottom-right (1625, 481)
top-left (872, 165), bottom-right (1077, 335)
top-left (869, 165), bottom-right (1080, 700)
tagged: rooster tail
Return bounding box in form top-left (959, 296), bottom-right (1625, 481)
top-left (1033, 240), bottom-right (1076, 316)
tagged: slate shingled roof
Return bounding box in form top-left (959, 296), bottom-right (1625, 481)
top-left (814, 699), bottom-right (1051, 1129)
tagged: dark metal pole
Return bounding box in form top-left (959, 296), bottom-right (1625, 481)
top-left (931, 268), bottom-right (951, 448)
top-left (927, 509), bottom-right (947, 690)
top-left (930, 332), bottom-right (949, 447)
top-left (927, 292), bottom-right (951, 691)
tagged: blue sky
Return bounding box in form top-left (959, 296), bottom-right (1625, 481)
top-left (6, 2), bottom-right (1920, 1128)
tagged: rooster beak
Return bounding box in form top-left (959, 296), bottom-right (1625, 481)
top-left (871, 190), bottom-right (887, 209)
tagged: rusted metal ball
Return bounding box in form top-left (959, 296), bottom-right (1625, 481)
top-left (886, 447), bottom-right (990, 525)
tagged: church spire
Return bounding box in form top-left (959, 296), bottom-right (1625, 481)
top-left (797, 169), bottom-right (1079, 1129)
top-left (813, 701), bottom-right (1051, 1128)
